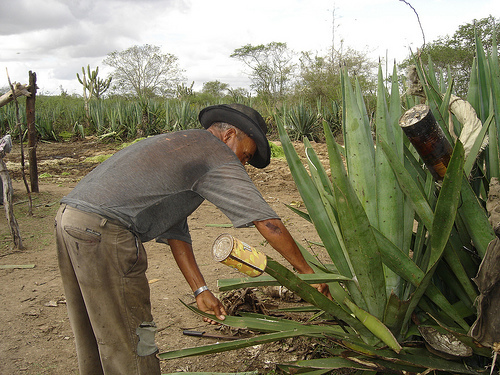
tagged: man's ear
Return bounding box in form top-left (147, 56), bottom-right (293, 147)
top-left (222, 127), bottom-right (236, 144)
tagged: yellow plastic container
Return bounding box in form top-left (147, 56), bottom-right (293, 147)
top-left (212, 234), bottom-right (267, 277)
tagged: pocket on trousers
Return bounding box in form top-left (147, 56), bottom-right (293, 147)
top-left (119, 234), bottom-right (147, 276)
top-left (63, 226), bottom-right (102, 243)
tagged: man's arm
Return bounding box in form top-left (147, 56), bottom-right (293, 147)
top-left (167, 238), bottom-right (227, 324)
top-left (253, 218), bottom-right (332, 299)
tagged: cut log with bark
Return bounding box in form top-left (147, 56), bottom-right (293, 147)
top-left (0, 82), bottom-right (31, 108)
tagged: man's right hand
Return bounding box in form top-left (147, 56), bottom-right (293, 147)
top-left (312, 282), bottom-right (333, 300)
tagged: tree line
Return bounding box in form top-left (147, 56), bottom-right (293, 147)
top-left (90, 16), bottom-right (498, 106)
top-left (0, 15), bottom-right (498, 143)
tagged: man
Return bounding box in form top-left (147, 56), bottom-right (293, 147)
top-left (55, 103), bottom-right (331, 375)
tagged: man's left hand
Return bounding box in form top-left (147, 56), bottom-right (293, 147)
top-left (195, 290), bottom-right (227, 325)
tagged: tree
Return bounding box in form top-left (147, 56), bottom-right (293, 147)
top-left (230, 42), bottom-right (296, 105)
top-left (227, 87), bottom-right (251, 103)
top-left (295, 45), bottom-right (377, 105)
top-left (201, 80), bottom-right (229, 98)
top-left (403, 15), bottom-right (500, 97)
top-left (103, 44), bottom-right (185, 101)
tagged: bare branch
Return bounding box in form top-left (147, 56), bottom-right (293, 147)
top-left (399, 0), bottom-right (426, 49)
top-left (6, 69), bottom-right (33, 216)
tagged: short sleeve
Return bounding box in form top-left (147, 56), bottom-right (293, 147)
top-left (193, 162), bottom-right (279, 228)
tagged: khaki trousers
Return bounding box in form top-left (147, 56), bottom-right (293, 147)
top-left (55, 204), bottom-right (161, 375)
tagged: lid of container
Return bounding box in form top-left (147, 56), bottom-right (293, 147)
top-left (212, 234), bottom-right (234, 262)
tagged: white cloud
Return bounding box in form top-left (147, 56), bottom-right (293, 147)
top-left (0, 0), bottom-right (496, 95)
top-left (0, 0), bottom-right (73, 35)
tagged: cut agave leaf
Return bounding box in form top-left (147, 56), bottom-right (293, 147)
top-left (217, 273), bottom-right (351, 291)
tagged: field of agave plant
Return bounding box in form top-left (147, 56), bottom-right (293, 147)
top-left (0, 91), bottom-right (341, 144)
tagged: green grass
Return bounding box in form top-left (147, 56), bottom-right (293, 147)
top-left (269, 141), bottom-right (285, 159)
top-left (84, 154), bottom-right (113, 163)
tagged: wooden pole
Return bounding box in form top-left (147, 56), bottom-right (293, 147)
top-left (0, 135), bottom-right (24, 250)
top-left (6, 70), bottom-right (33, 215)
top-left (26, 71), bottom-right (38, 193)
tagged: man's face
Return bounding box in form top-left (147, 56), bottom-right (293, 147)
top-left (225, 131), bottom-right (257, 166)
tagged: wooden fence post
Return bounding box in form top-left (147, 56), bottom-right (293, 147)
top-left (26, 71), bottom-right (38, 193)
top-left (0, 135), bottom-right (24, 250)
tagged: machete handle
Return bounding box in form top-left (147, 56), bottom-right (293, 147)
top-left (182, 330), bottom-right (205, 337)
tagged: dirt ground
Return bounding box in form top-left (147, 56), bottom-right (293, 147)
top-left (0, 137), bottom-right (332, 374)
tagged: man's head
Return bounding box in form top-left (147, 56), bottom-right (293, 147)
top-left (199, 104), bottom-right (271, 168)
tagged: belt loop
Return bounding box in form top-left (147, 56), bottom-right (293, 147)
top-left (61, 204), bottom-right (67, 214)
top-left (100, 218), bottom-right (108, 227)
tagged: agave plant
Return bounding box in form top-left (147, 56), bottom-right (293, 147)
top-left (284, 100), bottom-right (320, 141)
top-left (159, 33), bottom-right (499, 374)
top-left (165, 100), bottom-right (199, 131)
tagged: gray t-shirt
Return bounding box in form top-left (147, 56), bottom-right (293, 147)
top-left (61, 130), bottom-right (278, 244)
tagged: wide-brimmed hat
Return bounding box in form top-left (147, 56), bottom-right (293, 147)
top-left (199, 103), bottom-right (271, 168)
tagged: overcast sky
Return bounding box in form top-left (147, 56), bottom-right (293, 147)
top-left (1, 0), bottom-right (498, 96)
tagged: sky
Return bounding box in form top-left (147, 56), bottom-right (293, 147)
top-left (1, 0), bottom-right (498, 96)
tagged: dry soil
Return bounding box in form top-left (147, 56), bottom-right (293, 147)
top-left (0, 137), bottom-right (331, 374)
